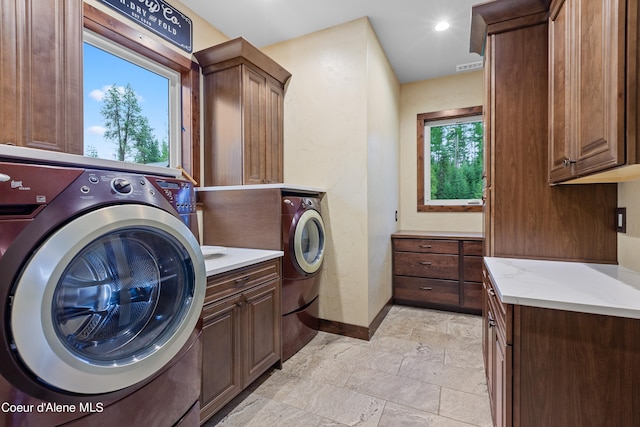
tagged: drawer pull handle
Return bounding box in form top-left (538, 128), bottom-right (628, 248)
top-left (488, 289), bottom-right (495, 297)
top-left (419, 245), bottom-right (432, 248)
top-left (419, 286), bottom-right (433, 291)
top-left (488, 312), bottom-right (496, 328)
top-left (235, 276), bottom-right (250, 284)
top-left (419, 261), bottom-right (432, 266)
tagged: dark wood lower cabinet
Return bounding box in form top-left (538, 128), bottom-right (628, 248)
top-left (200, 295), bottom-right (242, 422)
top-left (392, 232), bottom-right (484, 314)
top-left (483, 265), bottom-right (640, 427)
top-left (483, 267), bottom-right (512, 426)
top-left (200, 260), bottom-right (281, 424)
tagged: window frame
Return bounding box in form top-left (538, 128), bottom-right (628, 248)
top-left (417, 106), bottom-right (484, 213)
top-left (83, 3), bottom-right (200, 181)
top-left (83, 29), bottom-right (181, 165)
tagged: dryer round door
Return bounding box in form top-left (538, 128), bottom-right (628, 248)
top-left (10, 204), bottom-right (205, 394)
top-left (293, 209), bottom-right (326, 274)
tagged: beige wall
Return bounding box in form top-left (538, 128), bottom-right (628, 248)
top-left (399, 71), bottom-right (484, 233)
top-left (618, 181), bottom-right (640, 270)
top-left (264, 18), bottom-right (400, 328)
top-left (84, 0), bottom-right (228, 55)
top-left (365, 23), bottom-right (400, 325)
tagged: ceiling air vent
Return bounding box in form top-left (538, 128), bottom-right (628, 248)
top-left (456, 61), bottom-right (483, 72)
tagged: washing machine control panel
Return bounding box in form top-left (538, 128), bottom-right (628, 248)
top-left (147, 177), bottom-right (196, 216)
top-left (76, 170), bottom-right (196, 216)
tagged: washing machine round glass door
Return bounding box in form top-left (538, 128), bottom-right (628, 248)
top-left (293, 209), bottom-right (325, 274)
top-left (10, 204), bottom-right (205, 394)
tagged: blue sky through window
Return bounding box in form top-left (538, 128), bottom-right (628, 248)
top-left (83, 42), bottom-right (170, 163)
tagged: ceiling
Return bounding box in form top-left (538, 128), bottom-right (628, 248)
top-left (180, 0), bottom-right (483, 84)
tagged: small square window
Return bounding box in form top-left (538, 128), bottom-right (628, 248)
top-left (417, 107), bottom-right (484, 212)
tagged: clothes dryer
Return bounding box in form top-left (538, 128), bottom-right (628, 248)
top-left (0, 161), bottom-right (205, 426)
top-left (281, 195), bottom-right (325, 360)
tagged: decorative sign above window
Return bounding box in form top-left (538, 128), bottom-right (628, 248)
top-left (98, 0), bottom-right (193, 53)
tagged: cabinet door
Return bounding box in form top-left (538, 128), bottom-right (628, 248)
top-left (265, 80), bottom-right (284, 184)
top-left (493, 328), bottom-right (512, 427)
top-left (572, 0), bottom-right (626, 176)
top-left (549, 0), bottom-right (573, 182)
top-left (243, 66), bottom-right (267, 185)
top-left (0, 0), bottom-right (82, 153)
top-left (242, 279), bottom-right (281, 387)
top-left (200, 295), bottom-right (243, 422)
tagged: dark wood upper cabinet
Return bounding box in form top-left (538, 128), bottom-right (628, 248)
top-left (473, 0), bottom-right (617, 264)
top-left (0, 0), bottom-right (82, 154)
top-left (549, 0), bottom-right (627, 183)
top-left (195, 38), bottom-right (291, 186)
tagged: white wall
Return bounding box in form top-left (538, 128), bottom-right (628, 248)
top-left (264, 18), bottom-right (400, 328)
top-left (399, 72), bottom-right (484, 232)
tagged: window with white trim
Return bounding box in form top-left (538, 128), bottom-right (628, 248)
top-left (83, 30), bottom-right (181, 167)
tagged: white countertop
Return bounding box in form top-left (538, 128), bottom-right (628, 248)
top-left (197, 183), bottom-right (325, 195)
top-left (202, 246), bottom-right (283, 277)
top-left (484, 257), bottom-right (640, 319)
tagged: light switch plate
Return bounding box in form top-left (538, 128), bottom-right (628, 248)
top-left (616, 207), bottom-right (626, 233)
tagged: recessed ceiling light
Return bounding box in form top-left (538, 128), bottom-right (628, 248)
top-left (435, 22), bottom-right (450, 32)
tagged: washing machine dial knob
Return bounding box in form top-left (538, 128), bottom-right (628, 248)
top-left (112, 178), bottom-right (132, 194)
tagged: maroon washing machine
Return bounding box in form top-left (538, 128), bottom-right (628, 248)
top-left (0, 160), bottom-right (205, 427)
top-left (281, 194), bottom-right (326, 361)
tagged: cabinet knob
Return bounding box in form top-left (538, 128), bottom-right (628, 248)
top-left (488, 312), bottom-right (496, 328)
top-left (562, 158), bottom-right (576, 167)
top-left (488, 288), bottom-right (495, 297)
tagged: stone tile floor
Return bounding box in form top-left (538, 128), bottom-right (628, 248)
top-left (204, 305), bottom-right (492, 426)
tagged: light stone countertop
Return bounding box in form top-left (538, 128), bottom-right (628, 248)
top-left (484, 257), bottom-right (640, 319)
top-left (197, 183), bottom-right (325, 195)
top-left (202, 246), bottom-right (283, 277)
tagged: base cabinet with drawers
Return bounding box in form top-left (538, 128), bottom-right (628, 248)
top-left (200, 259), bottom-right (282, 424)
top-left (392, 232), bottom-right (484, 314)
top-left (483, 262), bottom-right (640, 427)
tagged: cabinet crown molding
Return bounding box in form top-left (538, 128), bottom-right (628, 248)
top-left (194, 37), bottom-right (291, 86)
top-left (470, 0), bottom-right (551, 55)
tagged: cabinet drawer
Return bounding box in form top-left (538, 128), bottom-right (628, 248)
top-left (393, 253), bottom-right (459, 280)
top-left (393, 276), bottom-right (459, 306)
top-left (393, 238), bottom-right (459, 254)
top-left (463, 256), bottom-right (483, 283)
top-left (206, 259), bottom-right (280, 303)
top-left (484, 267), bottom-right (512, 345)
top-left (463, 240), bottom-right (483, 256)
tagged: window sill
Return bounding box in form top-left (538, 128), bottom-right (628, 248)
top-left (418, 204), bottom-right (483, 213)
